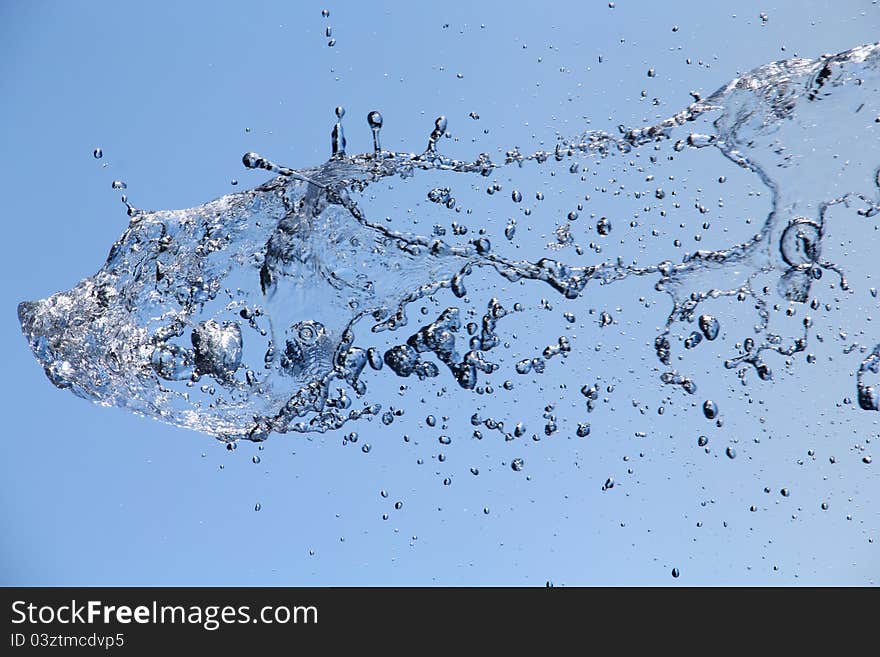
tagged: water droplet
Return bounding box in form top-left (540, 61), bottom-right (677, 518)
top-left (698, 315), bottom-right (720, 341)
top-left (367, 110), bottom-right (384, 153)
top-left (92, 148), bottom-right (103, 159)
top-left (703, 400), bottom-right (718, 420)
top-left (427, 116), bottom-right (447, 151)
top-left (331, 109), bottom-right (346, 157)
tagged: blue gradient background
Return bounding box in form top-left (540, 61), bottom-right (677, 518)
top-left (1, 1), bottom-right (878, 585)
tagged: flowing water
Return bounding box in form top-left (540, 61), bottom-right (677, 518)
top-left (18, 42), bottom-right (880, 445)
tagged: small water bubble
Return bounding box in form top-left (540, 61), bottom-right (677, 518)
top-left (671, 567), bottom-right (680, 578)
top-left (92, 148), bottom-right (103, 159)
top-left (726, 446), bottom-right (737, 459)
top-left (511, 189), bottom-right (523, 203)
top-left (111, 180), bottom-right (127, 190)
top-left (511, 457), bottom-right (525, 472)
top-left (321, 8), bottom-right (329, 17)
top-left (254, 503), bottom-right (262, 511)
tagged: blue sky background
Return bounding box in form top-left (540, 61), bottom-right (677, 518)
top-left (1, 1), bottom-right (878, 585)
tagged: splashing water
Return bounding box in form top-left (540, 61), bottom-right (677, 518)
top-left (18, 43), bottom-right (880, 442)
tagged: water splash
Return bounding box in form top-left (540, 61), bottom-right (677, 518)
top-left (18, 43), bottom-right (880, 441)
